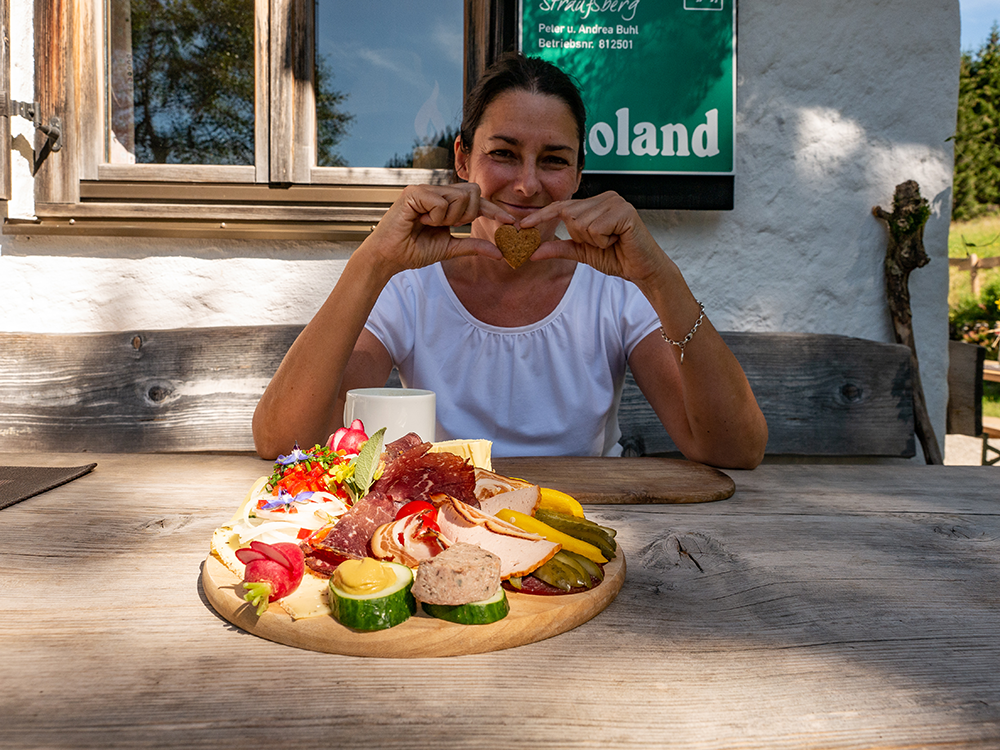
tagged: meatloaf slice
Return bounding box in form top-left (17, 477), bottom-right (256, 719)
top-left (412, 543), bottom-right (501, 606)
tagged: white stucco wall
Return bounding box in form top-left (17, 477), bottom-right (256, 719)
top-left (0, 0), bottom-right (960, 460)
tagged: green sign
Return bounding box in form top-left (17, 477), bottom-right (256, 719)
top-left (520, 0), bottom-right (735, 175)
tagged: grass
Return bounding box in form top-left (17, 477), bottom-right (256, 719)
top-left (950, 211), bottom-right (1000, 418)
top-left (986, 382), bottom-right (1000, 419)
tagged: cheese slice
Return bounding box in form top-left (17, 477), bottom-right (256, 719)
top-left (278, 573), bottom-right (331, 619)
top-left (210, 525), bottom-right (245, 576)
top-left (427, 438), bottom-right (493, 471)
top-left (211, 527), bottom-right (332, 620)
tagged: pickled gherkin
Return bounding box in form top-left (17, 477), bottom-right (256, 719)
top-left (532, 553), bottom-right (590, 591)
top-left (533, 508), bottom-right (617, 559)
top-left (561, 550), bottom-right (605, 583)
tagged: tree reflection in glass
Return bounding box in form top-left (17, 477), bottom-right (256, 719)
top-left (107, 0), bottom-right (352, 166)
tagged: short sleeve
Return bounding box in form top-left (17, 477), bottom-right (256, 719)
top-left (619, 280), bottom-right (661, 355)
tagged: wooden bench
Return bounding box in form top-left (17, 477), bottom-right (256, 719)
top-left (0, 327), bottom-right (915, 459)
top-left (945, 340), bottom-right (1000, 465)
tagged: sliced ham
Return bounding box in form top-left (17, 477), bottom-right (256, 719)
top-left (475, 469), bottom-right (541, 517)
top-left (436, 497), bottom-right (559, 579)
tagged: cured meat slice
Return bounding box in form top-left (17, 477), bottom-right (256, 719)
top-left (304, 442), bottom-right (475, 566)
top-left (306, 491), bottom-right (396, 560)
top-left (436, 497), bottom-right (559, 579)
top-left (372, 442), bottom-right (477, 507)
top-left (301, 545), bottom-right (349, 577)
top-left (475, 469), bottom-right (541, 517)
top-left (383, 432), bottom-right (424, 461)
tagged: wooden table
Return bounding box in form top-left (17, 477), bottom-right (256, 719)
top-left (2, 453), bottom-right (999, 749)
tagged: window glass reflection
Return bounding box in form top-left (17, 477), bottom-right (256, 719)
top-left (314, 0), bottom-right (464, 169)
top-left (107, 0), bottom-right (255, 165)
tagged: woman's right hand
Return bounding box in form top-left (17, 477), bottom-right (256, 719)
top-left (365, 182), bottom-right (514, 277)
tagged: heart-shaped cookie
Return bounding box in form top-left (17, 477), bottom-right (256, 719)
top-left (494, 225), bottom-right (541, 269)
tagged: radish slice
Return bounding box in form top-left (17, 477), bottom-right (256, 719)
top-left (235, 548), bottom-right (267, 565)
top-left (328, 428), bottom-right (349, 451)
top-left (250, 539), bottom-right (295, 566)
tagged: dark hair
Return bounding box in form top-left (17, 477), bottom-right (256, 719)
top-left (460, 52), bottom-right (587, 169)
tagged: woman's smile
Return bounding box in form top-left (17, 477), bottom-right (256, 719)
top-left (455, 89), bottom-right (582, 241)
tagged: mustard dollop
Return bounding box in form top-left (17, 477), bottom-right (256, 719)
top-left (332, 557), bottom-right (396, 595)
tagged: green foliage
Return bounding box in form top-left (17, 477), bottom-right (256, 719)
top-left (953, 23), bottom-right (1000, 221)
top-left (949, 277), bottom-right (1000, 359)
top-left (384, 126), bottom-right (459, 170)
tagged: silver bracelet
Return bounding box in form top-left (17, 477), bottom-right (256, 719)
top-left (659, 301), bottom-right (705, 364)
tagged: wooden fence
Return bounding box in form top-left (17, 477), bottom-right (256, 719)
top-left (950, 254), bottom-right (1000, 297)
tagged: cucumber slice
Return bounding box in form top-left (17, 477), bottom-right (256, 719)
top-left (329, 562), bottom-right (416, 631)
top-left (421, 587), bottom-right (510, 625)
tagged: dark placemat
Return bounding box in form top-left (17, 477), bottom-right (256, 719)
top-left (0, 464), bottom-right (97, 510)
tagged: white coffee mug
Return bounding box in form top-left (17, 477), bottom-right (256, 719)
top-left (344, 388), bottom-right (436, 443)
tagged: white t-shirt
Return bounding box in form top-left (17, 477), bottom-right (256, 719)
top-left (364, 262), bottom-right (660, 457)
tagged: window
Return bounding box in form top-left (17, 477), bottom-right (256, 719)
top-left (18, 0), bottom-right (515, 239)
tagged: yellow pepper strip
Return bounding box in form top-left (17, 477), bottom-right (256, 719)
top-left (497, 508), bottom-right (608, 564)
top-left (537, 486), bottom-right (586, 518)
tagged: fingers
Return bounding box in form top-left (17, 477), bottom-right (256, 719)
top-left (478, 198), bottom-right (517, 226)
top-left (528, 238), bottom-right (583, 262)
top-left (451, 236), bottom-right (505, 261)
top-left (403, 184), bottom-right (516, 228)
top-left (519, 192), bottom-right (633, 249)
top-left (408, 184), bottom-right (480, 228)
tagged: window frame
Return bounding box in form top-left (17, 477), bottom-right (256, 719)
top-left (14, 0), bottom-right (508, 239)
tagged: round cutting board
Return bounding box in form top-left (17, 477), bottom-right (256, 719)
top-left (493, 457), bottom-right (735, 504)
top-left (202, 551), bottom-right (625, 658)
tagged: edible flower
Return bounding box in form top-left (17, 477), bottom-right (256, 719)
top-left (276, 443), bottom-right (310, 466)
top-left (260, 488), bottom-right (314, 511)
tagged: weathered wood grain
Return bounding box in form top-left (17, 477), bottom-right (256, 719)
top-left (33, 0), bottom-right (78, 203)
top-left (0, 0), bottom-right (10, 201)
top-left (493, 456), bottom-right (735, 503)
top-left (0, 327), bottom-right (914, 457)
top-left (0, 454), bottom-right (997, 749)
top-left (0, 327), bottom-right (300, 452)
top-left (947, 340), bottom-right (985, 437)
top-left (620, 331), bottom-right (915, 458)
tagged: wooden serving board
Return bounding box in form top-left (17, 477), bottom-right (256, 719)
top-left (202, 551), bottom-right (625, 658)
top-left (493, 457), bottom-right (735, 504)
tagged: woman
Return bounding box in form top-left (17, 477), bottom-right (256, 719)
top-left (253, 53), bottom-right (767, 468)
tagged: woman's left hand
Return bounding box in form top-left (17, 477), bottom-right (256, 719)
top-left (518, 191), bottom-right (667, 287)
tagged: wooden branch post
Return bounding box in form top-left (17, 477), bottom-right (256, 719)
top-left (873, 180), bottom-right (942, 464)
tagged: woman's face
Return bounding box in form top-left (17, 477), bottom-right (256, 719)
top-left (455, 89), bottom-right (583, 242)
